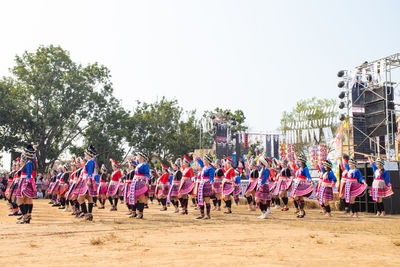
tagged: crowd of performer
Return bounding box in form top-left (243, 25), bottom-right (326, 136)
top-left (1, 144), bottom-right (395, 224)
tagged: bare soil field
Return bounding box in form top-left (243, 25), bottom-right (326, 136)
top-left (1, 199), bottom-right (400, 267)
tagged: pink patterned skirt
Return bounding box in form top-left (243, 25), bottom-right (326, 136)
top-left (87, 179), bottom-right (98, 197)
top-left (213, 180), bottom-right (223, 194)
top-left (123, 182), bottom-right (132, 203)
top-left (291, 179), bottom-right (313, 198)
top-left (5, 181), bottom-right (13, 196)
top-left (197, 181), bottom-right (213, 198)
top-left (245, 179), bottom-right (258, 194)
top-left (59, 182), bottom-right (69, 195)
top-left (157, 184), bottom-right (170, 197)
top-left (223, 182), bottom-right (235, 196)
top-left (233, 184), bottom-right (241, 196)
top-left (179, 180), bottom-right (194, 195)
top-left (118, 183), bottom-right (125, 197)
top-left (78, 178), bottom-right (89, 196)
top-left (149, 185), bottom-right (156, 194)
top-left (344, 181), bottom-right (367, 203)
top-left (130, 179), bottom-right (148, 198)
top-left (317, 185), bottom-right (333, 205)
top-left (255, 184), bottom-right (271, 201)
top-left (169, 183), bottom-right (179, 197)
top-left (128, 179), bottom-right (148, 205)
top-left (370, 180), bottom-right (394, 201)
top-left (65, 182), bottom-right (76, 200)
top-left (273, 178), bottom-right (292, 196)
top-left (98, 182), bottom-right (108, 195)
top-left (106, 181), bottom-right (119, 197)
top-left (16, 178), bottom-right (37, 198)
top-left (72, 180), bottom-right (83, 196)
top-left (47, 182), bottom-right (54, 194)
top-left (53, 180), bottom-right (61, 195)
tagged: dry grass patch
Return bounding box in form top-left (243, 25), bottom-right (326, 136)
top-left (89, 237), bottom-right (104, 246)
top-left (105, 232), bottom-right (117, 241)
top-left (29, 242), bottom-right (38, 248)
top-left (113, 219), bottom-right (124, 224)
top-left (393, 240), bottom-right (400, 246)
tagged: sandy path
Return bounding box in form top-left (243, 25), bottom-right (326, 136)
top-left (1, 199), bottom-right (400, 267)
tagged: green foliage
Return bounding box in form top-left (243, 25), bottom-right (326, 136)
top-left (0, 45), bottom-right (116, 172)
top-left (70, 97), bottom-right (131, 170)
top-left (280, 97), bottom-right (337, 155)
top-left (0, 45), bottom-right (249, 172)
top-left (248, 140), bottom-right (264, 155)
top-left (203, 108), bottom-right (248, 132)
top-left (128, 97), bottom-right (201, 162)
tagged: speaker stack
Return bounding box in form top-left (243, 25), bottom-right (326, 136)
top-left (351, 82), bottom-right (372, 160)
top-left (364, 86), bottom-right (396, 137)
top-left (215, 122), bottom-right (228, 159)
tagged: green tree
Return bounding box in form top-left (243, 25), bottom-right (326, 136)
top-left (0, 45), bottom-right (115, 172)
top-left (128, 97), bottom-right (202, 162)
top-left (201, 108), bottom-right (248, 154)
top-left (280, 97), bottom-right (337, 155)
top-left (169, 111), bottom-right (201, 158)
top-left (203, 108), bottom-right (248, 132)
top-left (70, 96), bottom-right (131, 170)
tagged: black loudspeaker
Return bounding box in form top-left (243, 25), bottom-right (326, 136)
top-left (265, 135), bottom-right (272, 158)
top-left (215, 122), bottom-right (228, 159)
top-left (353, 115), bottom-right (372, 160)
top-left (364, 86), bottom-right (394, 103)
top-left (364, 86), bottom-right (396, 137)
top-left (383, 190), bottom-right (400, 214)
top-left (351, 82), bottom-right (372, 160)
top-left (365, 112), bottom-right (396, 137)
top-left (273, 135), bottom-right (279, 158)
top-left (365, 100), bottom-right (393, 115)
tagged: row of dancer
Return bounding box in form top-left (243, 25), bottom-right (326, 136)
top-left (4, 145), bottom-right (37, 224)
top-left (4, 145), bottom-right (395, 222)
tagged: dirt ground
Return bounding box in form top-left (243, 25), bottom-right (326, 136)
top-left (1, 199), bottom-right (400, 267)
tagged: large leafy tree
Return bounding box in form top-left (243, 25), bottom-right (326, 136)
top-left (70, 96), bottom-right (131, 170)
top-left (169, 111), bottom-right (201, 158)
top-left (280, 97), bottom-right (337, 155)
top-left (201, 108), bottom-right (248, 153)
top-left (0, 45), bottom-right (115, 172)
top-left (203, 108), bottom-right (247, 132)
top-left (128, 97), bottom-right (201, 162)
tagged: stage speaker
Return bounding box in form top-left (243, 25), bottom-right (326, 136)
top-left (383, 189), bottom-right (400, 214)
top-left (364, 86), bottom-right (394, 103)
top-left (353, 115), bottom-right (372, 160)
top-left (363, 86), bottom-right (396, 137)
top-left (351, 82), bottom-right (372, 160)
top-left (215, 122), bottom-right (228, 159)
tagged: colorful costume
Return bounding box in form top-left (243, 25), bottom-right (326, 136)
top-left (291, 166), bottom-right (313, 198)
top-left (370, 161), bottom-right (393, 201)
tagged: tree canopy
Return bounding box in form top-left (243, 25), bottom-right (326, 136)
top-left (0, 45), bottom-right (250, 171)
top-left (128, 97), bottom-right (201, 162)
top-left (280, 97), bottom-right (337, 155)
top-left (0, 45), bottom-right (120, 172)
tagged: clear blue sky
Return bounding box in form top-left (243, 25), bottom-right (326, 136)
top-left (0, 0), bottom-right (399, 131)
